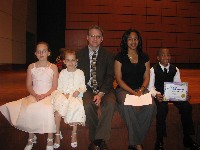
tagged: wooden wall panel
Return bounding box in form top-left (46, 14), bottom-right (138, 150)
top-left (66, 0), bottom-right (200, 64)
top-left (65, 30), bottom-right (88, 51)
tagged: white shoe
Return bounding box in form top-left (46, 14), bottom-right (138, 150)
top-left (53, 131), bottom-right (63, 149)
top-left (71, 132), bottom-right (77, 148)
top-left (46, 138), bottom-right (54, 150)
top-left (46, 145), bottom-right (54, 150)
top-left (24, 135), bottom-right (37, 150)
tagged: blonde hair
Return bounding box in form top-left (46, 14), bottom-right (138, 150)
top-left (88, 25), bottom-right (104, 36)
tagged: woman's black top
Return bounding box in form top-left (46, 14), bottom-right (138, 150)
top-left (115, 52), bottom-right (149, 90)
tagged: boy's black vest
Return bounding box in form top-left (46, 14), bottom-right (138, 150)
top-left (153, 64), bottom-right (177, 95)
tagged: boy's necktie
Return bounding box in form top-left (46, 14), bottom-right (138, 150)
top-left (164, 68), bottom-right (168, 74)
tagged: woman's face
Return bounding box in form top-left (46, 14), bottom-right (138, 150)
top-left (35, 44), bottom-right (50, 61)
top-left (64, 53), bottom-right (77, 71)
top-left (127, 32), bottom-right (138, 51)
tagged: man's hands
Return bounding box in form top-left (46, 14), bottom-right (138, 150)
top-left (93, 92), bottom-right (104, 106)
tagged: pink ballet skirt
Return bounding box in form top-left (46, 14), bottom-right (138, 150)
top-left (0, 64), bottom-right (56, 133)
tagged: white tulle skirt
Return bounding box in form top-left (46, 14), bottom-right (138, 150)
top-left (51, 90), bottom-right (86, 126)
top-left (0, 95), bottom-right (56, 133)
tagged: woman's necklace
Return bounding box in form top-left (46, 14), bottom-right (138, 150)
top-left (127, 53), bottom-right (138, 63)
top-left (127, 55), bottom-right (133, 60)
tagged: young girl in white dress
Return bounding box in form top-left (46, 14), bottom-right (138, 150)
top-left (0, 41), bottom-right (59, 150)
top-left (51, 49), bottom-right (86, 149)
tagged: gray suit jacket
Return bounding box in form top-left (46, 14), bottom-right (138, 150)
top-left (77, 46), bottom-right (115, 94)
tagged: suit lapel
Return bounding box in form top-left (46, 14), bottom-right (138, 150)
top-left (96, 47), bottom-right (103, 75)
top-left (83, 47), bottom-right (90, 81)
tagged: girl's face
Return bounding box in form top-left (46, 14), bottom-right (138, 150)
top-left (64, 53), bottom-right (77, 71)
top-left (35, 44), bottom-right (50, 61)
top-left (127, 32), bottom-right (138, 51)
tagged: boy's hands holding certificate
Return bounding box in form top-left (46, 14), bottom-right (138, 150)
top-left (156, 93), bottom-right (163, 102)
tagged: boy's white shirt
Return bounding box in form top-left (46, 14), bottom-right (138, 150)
top-left (148, 62), bottom-right (181, 97)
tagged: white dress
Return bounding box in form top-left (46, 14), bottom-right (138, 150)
top-left (51, 69), bottom-right (86, 126)
top-left (0, 64), bottom-right (56, 133)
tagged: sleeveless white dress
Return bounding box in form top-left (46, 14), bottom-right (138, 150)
top-left (51, 69), bottom-right (86, 126)
top-left (0, 64), bottom-right (56, 133)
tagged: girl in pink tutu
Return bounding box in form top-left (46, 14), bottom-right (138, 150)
top-left (0, 41), bottom-right (59, 150)
top-left (51, 49), bottom-right (86, 149)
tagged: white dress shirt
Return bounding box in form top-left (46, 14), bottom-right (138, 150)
top-left (148, 62), bottom-right (181, 97)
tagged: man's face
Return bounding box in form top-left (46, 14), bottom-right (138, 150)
top-left (87, 29), bottom-right (103, 50)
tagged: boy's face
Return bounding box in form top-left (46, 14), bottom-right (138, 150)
top-left (157, 48), bottom-right (171, 67)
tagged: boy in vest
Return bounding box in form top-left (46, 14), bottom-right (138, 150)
top-left (148, 48), bottom-right (200, 150)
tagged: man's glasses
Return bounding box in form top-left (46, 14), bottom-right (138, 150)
top-left (89, 35), bottom-right (102, 39)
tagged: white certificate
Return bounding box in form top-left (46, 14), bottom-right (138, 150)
top-left (124, 92), bottom-right (152, 106)
top-left (163, 82), bottom-right (188, 101)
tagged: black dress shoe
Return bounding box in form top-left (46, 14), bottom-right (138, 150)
top-left (128, 145), bottom-right (137, 150)
top-left (183, 137), bottom-right (200, 150)
top-left (88, 142), bottom-right (100, 150)
top-left (99, 140), bottom-right (108, 150)
top-left (88, 140), bottom-right (108, 150)
top-left (154, 141), bottom-right (164, 150)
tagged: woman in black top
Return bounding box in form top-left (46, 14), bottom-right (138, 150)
top-left (115, 29), bottom-right (156, 150)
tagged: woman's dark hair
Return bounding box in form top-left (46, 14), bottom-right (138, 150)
top-left (120, 29), bottom-right (143, 56)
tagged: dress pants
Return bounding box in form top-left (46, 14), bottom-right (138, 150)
top-left (155, 100), bottom-right (195, 141)
top-left (83, 89), bottom-right (116, 141)
top-left (116, 88), bottom-right (156, 145)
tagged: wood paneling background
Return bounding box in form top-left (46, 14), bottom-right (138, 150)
top-left (65, 0), bottom-right (200, 64)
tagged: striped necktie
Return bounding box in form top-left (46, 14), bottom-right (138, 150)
top-left (91, 51), bottom-right (98, 94)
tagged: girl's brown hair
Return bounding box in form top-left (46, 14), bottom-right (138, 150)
top-left (63, 49), bottom-right (77, 59)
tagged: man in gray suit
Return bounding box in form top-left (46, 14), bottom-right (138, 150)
top-left (77, 25), bottom-right (116, 150)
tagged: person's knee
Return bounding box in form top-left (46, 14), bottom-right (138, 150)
top-left (84, 102), bottom-right (95, 114)
top-left (107, 100), bottom-right (115, 110)
top-left (116, 92), bottom-right (126, 103)
top-left (157, 102), bottom-right (168, 111)
top-left (149, 103), bottom-right (157, 115)
top-left (102, 100), bottom-right (115, 115)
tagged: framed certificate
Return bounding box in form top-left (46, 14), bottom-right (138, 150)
top-left (163, 82), bottom-right (188, 101)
